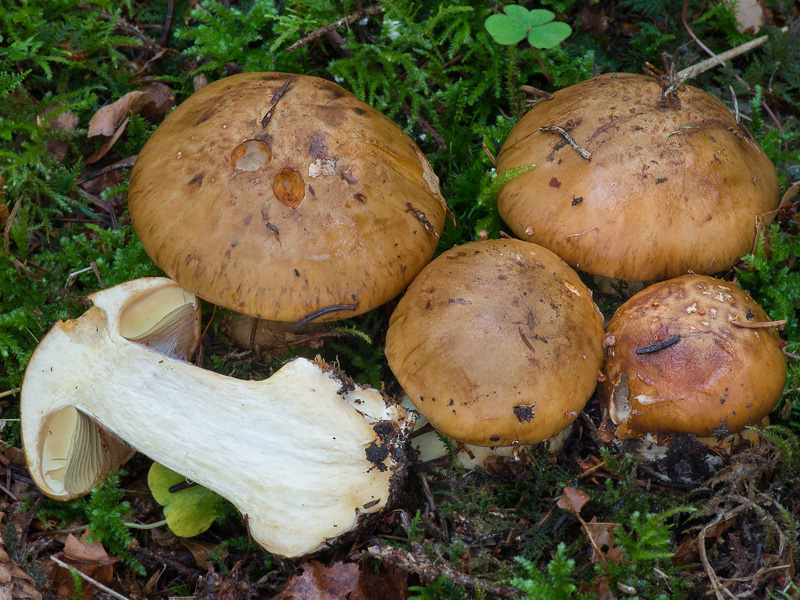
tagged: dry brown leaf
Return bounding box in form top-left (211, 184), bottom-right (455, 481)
top-left (88, 91), bottom-right (150, 138)
top-left (348, 563), bottom-right (409, 600)
top-left (85, 116), bottom-right (129, 164)
top-left (37, 106), bottom-right (80, 132)
top-left (273, 560), bottom-right (360, 600)
top-left (142, 564), bottom-right (166, 596)
top-left (181, 538), bottom-right (228, 571)
top-left (193, 74), bottom-right (209, 91)
top-left (583, 518), bottom-right (620, 564)
top-left (557, 487), bottom-right (591, 515)
top-left (53, 533), bottom-right (118, 600)
top-left (137, 83), bottom-right (175, 122)
top-left (0, 513), bottom-right (41, 600)
top-left (735, 0), bottom-right (764, 32)
top-left (589, 574), bottom-right (614, 600)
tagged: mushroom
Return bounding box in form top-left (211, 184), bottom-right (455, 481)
top-left (385, 239), bottom-right (605, 447)
top-left (128, 72), bottom-right (448, 335)
top-left (496, 72), bottom-right (780, 281)
top-left (21, 277), bottom-right (412, 558)
top-left (601, 274), bottom-right (786, 440)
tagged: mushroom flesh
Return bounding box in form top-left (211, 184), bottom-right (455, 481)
top-left (21, 278), bottom-right (412, 558)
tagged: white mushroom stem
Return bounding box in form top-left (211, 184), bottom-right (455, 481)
top-left (21, 278), bottom-right (411, 558)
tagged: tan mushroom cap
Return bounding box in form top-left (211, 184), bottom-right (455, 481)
top-left (497, 72), bottom-right (780, 281)
top-left (385, 239), bottom-right (605, 446)
top-left (602, 275), bottom-right (786, 438)
top-left (129, 72), bottom-right (447, 322)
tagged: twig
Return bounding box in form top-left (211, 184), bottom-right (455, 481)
top-left (3, 198), bottom-right (21, 254)
top-left (51, 555), bottom-right (131, 600)
top-left (731, 318), bottom-right (786, 329)
top-left (100, 10), bottom-right (162, 54)
top-left (519, 327), bottom-right (535, 353)
top-left (680, 0), bottom-right (725, 73)
top-left (76, 156), bottom-right (137, 185)
top-left (402, 105), bottom-right (446, 149)
top-left (158, 0), bottom-right (174, 47)
top-left (519, 85), bottom-right (554, 100)
top-left (678, 23), bottom-right (789, 80)
top-left (565, 226), bottom-right (598, 238)
top-left (698, 506), bottom-right (747, 600)
top-left (539, 126), bottom-right (592, 160)
top-left (0, 388), bottom-right (20, 399)
top-left (286, 4), bottom-right (385, 53)
top-left (261, 76), bottom-right (294, 128)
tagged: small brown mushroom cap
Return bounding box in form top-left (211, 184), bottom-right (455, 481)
top-left (385, 239), bottom-right (605, 446)
top-left (129, 72), bottom-right (447, 322)
top-left (497, 72), bottom-right (780, 281)
top-left (602, 275), bottom-right (786, 438)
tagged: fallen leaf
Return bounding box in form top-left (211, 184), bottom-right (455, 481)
top-left (88, 91), bottom-right (150, 138)
top-left (85, 117), bottom-right (129, 164)
top-left (273, 561), bottom-right (360, 600)
top-left (597, 418), bottom-right (617, 444)
top-left (193, 74), bottom-right (209, 91)
top-left (64, 533), bottom-right (111, 563)
top-left (37, 108), bottom-right (80, 132)
top-left (0, 546), bottom-right (41, 600)
top-left (181, 538), bottom-right (228, 570)
top-left (557, 487), bottom-right (590, 515)
top-left (138, 82), bottom-right (175, 122)
top-left (349, 563), bottom-right (409, 600)
top-left (582, 518), bottom-right (620, 564)
top-left (579, 4), bottom-right (608, 34)
top-left (53, 533), bottom-right (118, 600)
top-left (734, 0), bottom-right (764, 32)
top-left (589, 574), bottom-right (614, 600)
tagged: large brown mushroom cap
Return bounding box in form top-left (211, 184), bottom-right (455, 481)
top-left (602, 275), bottom-right (786, 438)
top-left (497, 72), bottom-right (780, 281)
top-left (129, 72), bottom-right (447, 322)
top-left (385, 239), bottom-right (605, 446)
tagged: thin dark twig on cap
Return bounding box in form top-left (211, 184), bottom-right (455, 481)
top-left (635, 335), bottom-right (681, 355)
top-left (519, 327), bottom-right (535, 353)
top-left (539, 126), bottom-right (592, 160)
top-left (291, 304), bottom-right (358, 331)
top-left (261, 76), bottom-right (295, 128)
top-left (405, 203), bottom-right (440, 238)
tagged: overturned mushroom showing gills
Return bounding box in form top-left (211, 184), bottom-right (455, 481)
top-left (386, 239), bottom-right (604, 447)
top-left (496, 72), bottom-right (780, 281)
top-left (21, 278), bottom-right (411, 558)
top-left (602, 275), bottom-right (786, 439)
top-left (128, 72), bottom-right (447, 324)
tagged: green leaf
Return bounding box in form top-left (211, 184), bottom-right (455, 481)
top-left (148, 463), bottom-right (225, 538)
top-left (484, 13), bottom-right (528, 45)
top-left (528, 21), bottom-right (572, 49)
top-left (519, 8), bottom-right (556, 26)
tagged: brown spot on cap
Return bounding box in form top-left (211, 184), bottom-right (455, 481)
top-left (273, 168), bottom-right (305, 207)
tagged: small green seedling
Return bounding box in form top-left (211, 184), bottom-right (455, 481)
top-left (148, 462), bottom-right (226, 538)
top-left (485, 5), bottom-right (572, 48)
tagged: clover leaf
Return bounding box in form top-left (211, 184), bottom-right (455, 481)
top-left (485, 6), bottom-right (572, 49)
top-left (148, 462), bottom-right (225, 538)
